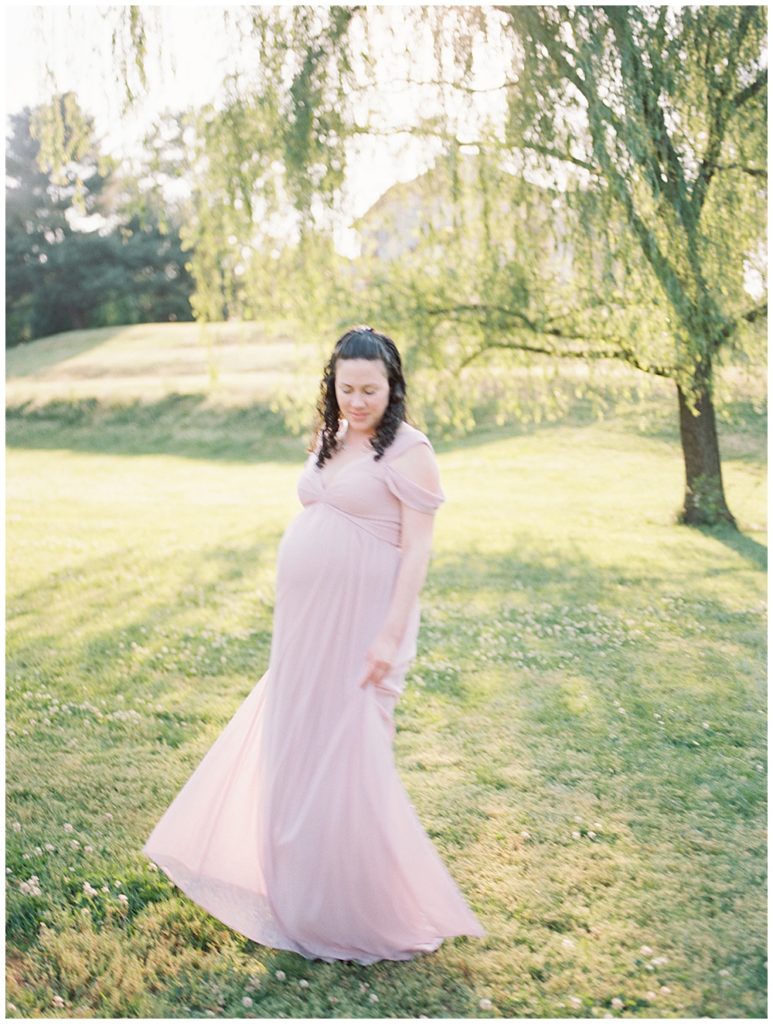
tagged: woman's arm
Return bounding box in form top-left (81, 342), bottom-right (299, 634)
top-left (358, 443), bottom-right (442, 688)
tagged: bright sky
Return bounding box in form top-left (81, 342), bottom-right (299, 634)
top-left (5, 1), bottom-right (511, 249)
top-left (4, 3), bottom-right (766, 300)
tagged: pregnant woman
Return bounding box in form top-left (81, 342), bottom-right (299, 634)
top-left (142, 325), bottom-right (486, 964)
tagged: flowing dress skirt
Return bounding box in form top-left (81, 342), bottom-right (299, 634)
top-left (143, 436), bottom-right (486, 964)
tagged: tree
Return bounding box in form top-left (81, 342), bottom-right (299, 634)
top-left (494, 5), bottom-right (768, 526)
top-left (268, 4), bottom-right (769, 526)
top-left (5, 93), bottom-right (194, 344)
top-left (43, 6), bottom-right (768, 526)
top-left (6, 104), bottom-right (80, 343)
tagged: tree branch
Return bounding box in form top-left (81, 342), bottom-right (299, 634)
top-left (731, 67), bottom-right (767, 109)
top-left (714, 162), bottom-right (767, 178)
top-left (607, 6), bottom-right (694, 235)
top-left (691, 7), bottom-right (756, 217)
top-left (454, 336), bottom-right (675, 378)
top-left (718, 300), bottom-right (768, 342)
top-left (495, 4), bottom-right (626, 136)
top-left (423, 303), bottom-right (676, 378)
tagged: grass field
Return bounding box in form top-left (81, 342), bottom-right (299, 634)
top-left (5, 323), bottom-right (767, 1018)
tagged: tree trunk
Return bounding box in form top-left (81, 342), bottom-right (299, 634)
top-left (676, 374), bottom-right (737, 528)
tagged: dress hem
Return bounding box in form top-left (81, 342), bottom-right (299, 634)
top-left (142, 848), bottom-right (479, 966)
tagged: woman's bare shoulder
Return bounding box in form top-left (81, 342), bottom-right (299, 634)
top-left (387, 432), bottom-right (440, 491)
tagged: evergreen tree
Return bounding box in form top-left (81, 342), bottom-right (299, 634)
top-left (5, 93), bottom-right (194, 345)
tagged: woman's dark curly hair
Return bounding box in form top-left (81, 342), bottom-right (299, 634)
top-left (308, 325), bottom-right (412, 468)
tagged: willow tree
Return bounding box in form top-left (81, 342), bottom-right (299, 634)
top-left (52, 4), bottom-right (768, 526)
top-left (494, 5), bottom-right (768, 527)
top-left (213, 4), bottom-right (767, 527)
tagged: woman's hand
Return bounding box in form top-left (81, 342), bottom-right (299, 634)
top-left (358, 633), bottom-right (400, 688)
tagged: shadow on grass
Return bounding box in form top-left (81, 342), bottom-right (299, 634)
top-left (7, 389), bottom-right (767, 468)
top-left (6, 394), bottom-right (309, 464)
top-left (695, 522), bottom-right (768, 571)
top-left (7, 326), bottom-right (127, 377)
top-left (8, 524), bottom-right (765, 815)
top-left (6, 518), bottom-right (766, 1014)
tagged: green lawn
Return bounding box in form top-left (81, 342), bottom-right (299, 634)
top-left (5, 324), bottom-right (767, 1018)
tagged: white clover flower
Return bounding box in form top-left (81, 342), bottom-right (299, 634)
top-left (587, 830), bottom-right (597, 839)
top-left (645, 990), bottom-right (657, 1001)
top-left (12, 821), bottom-right (21, 832)
top-left (562, 937), bottom-right (575, 948)
top-left (520, 830), bottom-right (531, 840)
top-left (45, 843), bottom-right (54, 852)
top-left (369, 993), bottom-right (379, 1003)
top-left (117, 893), bottom-right (129, 904)
top-left (652, 955), bottom-right (669, 966)
top-left (611, 996), bottom-right (624, 1009)
top-left (571, 830), bottom-right (581, 839)
top-left (242, 996), bottom-right (253, 1007)
top-left (479, 997), bottom-right (493, 1010)
top-left (568, 995), bottom-right (582, 1008)
top-left (52, 995), bottom-right (65, 1007)
top-left (63, 823), bottom-right (74, 833)
top-left (659, 986), bottom-right (671, 995)
top-left (70, 840), bottom-right (80, 849)
top-left (640, 944), bottom-right (653, 955)
top-left (275, 969), bottom-right (286, 981)
top-left (298, 979), bottom-right (309, 988)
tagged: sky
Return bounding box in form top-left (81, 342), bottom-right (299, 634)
top-left (6, 5), bottom-right (241, 148)
top-left (10, 2), bottom-right (760, 296)
top-left (4, 1), bottom-right (511, 253)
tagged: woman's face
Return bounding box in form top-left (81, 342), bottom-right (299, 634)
top-left (334, 357), bottom-right (390, 433)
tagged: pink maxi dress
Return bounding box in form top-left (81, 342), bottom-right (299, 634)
top-left (142, 418), bottom-right (486, 964)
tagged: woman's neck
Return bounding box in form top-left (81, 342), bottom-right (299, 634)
top-left (343, 421), bottom-right (376, 445)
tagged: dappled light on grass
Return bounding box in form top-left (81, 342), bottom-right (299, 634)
top-left (6, 363), bottom-right (766, 1017)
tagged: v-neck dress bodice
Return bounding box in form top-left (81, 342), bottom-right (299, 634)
top-left (142, 419), bottom-right (486, 965)
top-left (296, 420), bottom-right (447, 549)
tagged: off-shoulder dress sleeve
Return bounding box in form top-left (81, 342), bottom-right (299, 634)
top-left (384, 440), bottom-right (446, 514)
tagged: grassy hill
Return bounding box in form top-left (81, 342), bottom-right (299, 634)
top-left (5, 323), bottom-right (767, 1018)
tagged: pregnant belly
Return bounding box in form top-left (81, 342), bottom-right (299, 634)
top-left (275, 504), bottom-right (399, 601)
